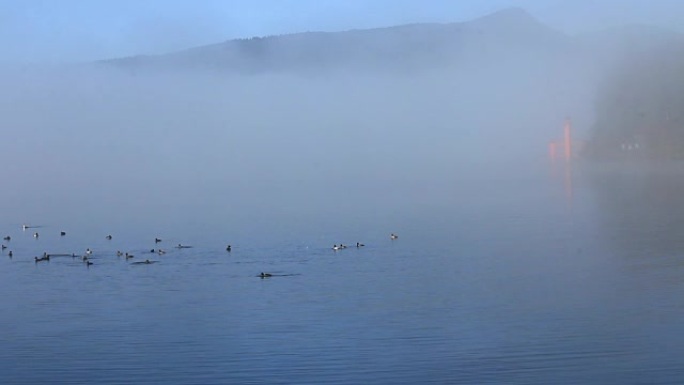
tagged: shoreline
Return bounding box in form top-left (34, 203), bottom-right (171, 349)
top-left (575, 159), bottom-right (684, 177)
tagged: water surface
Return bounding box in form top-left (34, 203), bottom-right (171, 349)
top-left (1, 170), bottom-right (683, 384)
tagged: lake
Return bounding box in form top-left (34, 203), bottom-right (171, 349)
top-left (1, 165), bottom-right (683, 384)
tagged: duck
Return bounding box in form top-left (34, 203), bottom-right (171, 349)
top-left (82, 255), bottom-right (89, 261)
top-left (33, 232), bottom-right (39, 238)
top-left (157, 249), bottom-right (166, 255)
top-left (8, 251), bottom-right (12, 258)
top-left (60, 231), bottom-right (66, 236)
top-left (106, 235), bottom-right (112, 240)
top-left (332, 244), bottom-right (341, 251)
top-left (1, 245), bottom-right (6, 250)
top-left (226, 245), bottom-right (232, 252)
top-left (85, 248), bottom-right (93, 255)
top-left (356, 242), bottom-right (365, 247)
top-left (259, 272), bottom-right (272, 278)
top-left (155, 238), bottom-right (162, 243)
top-left (34, 255), bottom-right (49, 262)
top-left (125, 253), bottom-right (134, 260)
top-left (116, 250), bottom-right (123, 257)
top-left (390, 233), bottom-right (398, 240)
top-left (85, 260), bottom-right (93, 266)
top-left (3, 236), bottom-right (10, 241)
top-left (132, 259), bottom-right (156, 265)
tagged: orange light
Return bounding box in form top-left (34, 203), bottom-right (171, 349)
top-left (563, 118), bottom-right (572, 161)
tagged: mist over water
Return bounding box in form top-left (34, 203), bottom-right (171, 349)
top-left (3, 4), bottom-right (684, 384)
top-left (0, 57), bottom-right (589, 235)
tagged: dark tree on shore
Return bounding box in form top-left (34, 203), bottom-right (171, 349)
top-left (590, 44), bottom-right (684, 160)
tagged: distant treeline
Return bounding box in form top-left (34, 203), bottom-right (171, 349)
top-left (586, 44), bottom-right (684, 160)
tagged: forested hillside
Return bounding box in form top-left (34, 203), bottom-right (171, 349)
top-left (587, 40), bottom-right (684, 160)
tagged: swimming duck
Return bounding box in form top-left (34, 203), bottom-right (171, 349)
top-left (157, 249), bottom-right (166, 255)
top-left (1, 245), bottom-right (6, 250)
top-left (259, 272), bottom-right (272, 278)
top-left (226, 245), bottom-right (232, 252)
top-left (116, 251), bottom-right (123, 257)
top-left (155, 238), bottom-right (162, 243)
top-left (132, 259), bottom-right (156, 265)
top-left (8, 251), bottom-right (12, 258)
top-left (390, 233), bottom-right (398, 240)
top-left (60, 231), bottom-right (66, 236)
top-left (85, 248), bottom-right (92, 255)
top-left (125, 253), bottom-right (134, 260)
top-left (33, 232), bottom-right (39, 238)
top-left (85, 260), bottom-right (93, 266)
top-left (106, 235), bottom-right (112, 240)
top-left (356, 242), bottom-right (365, 247)
top-left (3, 236), bottom-right (10, 241)
top-left (332, 244), bottom-right (341, 251)
top-left (34, 255), bottom-right (49, 262)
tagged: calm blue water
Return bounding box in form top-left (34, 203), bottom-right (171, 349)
top-left (1, 171), bottom-right (684, 384)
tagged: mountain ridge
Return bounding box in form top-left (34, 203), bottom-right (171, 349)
top-left (99, 8), bottom-right (574, 73)
top-left (98, 6), bottom-right (684, 81)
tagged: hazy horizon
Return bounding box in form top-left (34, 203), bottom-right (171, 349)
top-left (0, 2), bottom-right (678, 225)
top-left (0, 64), bottom-right (583, 228)
top-left (0, 2), bottom-right (640, 228)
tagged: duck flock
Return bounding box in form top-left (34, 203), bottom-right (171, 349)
top-left (2, 225), bottom-right (400, 277)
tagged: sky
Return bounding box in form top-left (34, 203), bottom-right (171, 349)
top-left (1, 0), bottom-right (684, 63)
